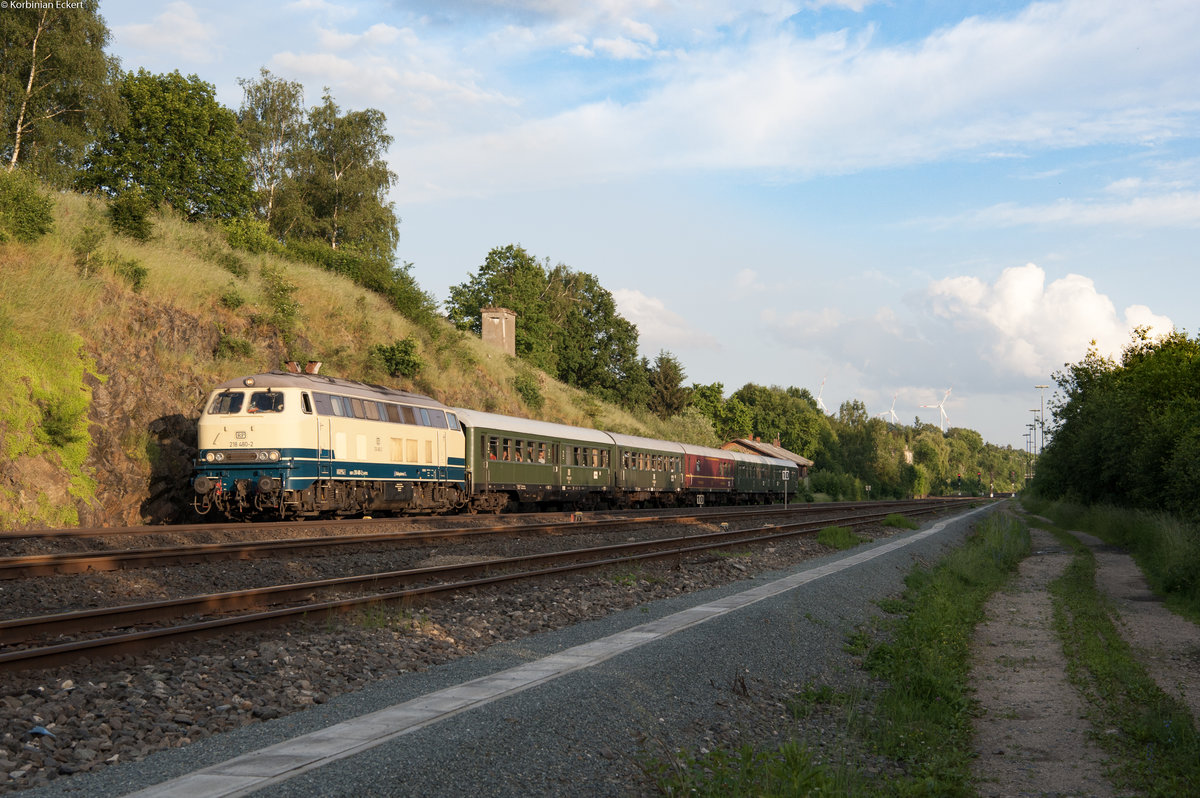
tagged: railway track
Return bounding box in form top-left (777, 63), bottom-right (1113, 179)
top-left (0, 499), bottom-right (970, 672)
top-left (0, 499), bottom-right (965, 578)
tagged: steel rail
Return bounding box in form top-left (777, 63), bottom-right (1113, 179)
top-left (0, 502), bottom-right (963, 671)
top-left (0, 499), bottom-right (965, 578)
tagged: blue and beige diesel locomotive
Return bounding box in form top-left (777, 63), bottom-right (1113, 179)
top-left (193, 371), bottom-right (799, 519)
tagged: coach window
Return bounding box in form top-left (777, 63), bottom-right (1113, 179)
top-left (502, 439), bottom-right (513, 461)
top-left (208, 391), bottom-right (244, 414)
top-left (488, 436), bottom-right (499, 460)
top-left (537, 443), bottom-right (547, 464)
top-left (513, 440), bottom-right (523, 462)
top-left (602, 450), bottom-right (609, 468)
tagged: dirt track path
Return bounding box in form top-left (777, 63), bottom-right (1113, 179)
top-left (970, 527), bottom-right (1114, 797)
top-left (970, 524), bottom-right (1200, 797)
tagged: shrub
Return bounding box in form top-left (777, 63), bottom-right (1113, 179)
top-left (223, 217), bottom-right (280, 254)
top-left (112, 256), bottom-right (149, 292)
top-left (72, 227), bottom-right (105, 277)
top-left (510, 372), bottom-right (545, 412)
top-left (216, 251), bottom-right (248, 278)
top-left (36, 394), bottom-right (87, 448)
top-left (107, 188), bottom-right (154, 241)
top-left (259, 261), bottom-right (299, 331)
top-left (371, 338), bottom-right (423, 378)
top-left (214, 329), bottom-right (253, 359)
top-left (0, 168), bottom-right (54, 243)
top-left (219, 285), bottom-right (245, 310)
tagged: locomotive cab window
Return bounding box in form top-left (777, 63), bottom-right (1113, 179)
top-left (248, 391), bottom-right (283, 413)
top-left (301, 392), bottom-right (313, 414)
top-left (207, 391), bottom-right (244, 414)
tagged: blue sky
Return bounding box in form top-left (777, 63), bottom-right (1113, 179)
top-left (99, 0), bottom-right (1198, 449)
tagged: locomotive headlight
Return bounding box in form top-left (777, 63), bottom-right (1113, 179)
top-left (214, 452), bottom-right (225, 462)
top-left (268, 450), bottom-right (281, 461)
top-left (205, 452), bottom-right (215, 463)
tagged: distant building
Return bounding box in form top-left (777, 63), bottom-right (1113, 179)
top-left (481, 307), bottom-right (516, 356)
top-left (722, 437), bottom-right (813, 483)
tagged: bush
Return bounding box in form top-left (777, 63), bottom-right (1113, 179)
top-left (510, 373), bottom-right (544, 412)
top-left (112, 256), bottom-right (149, 292)
top-left (371, 338), bottom-right (423, 378)
top-left (216, 251), bottom-right (248, 279)
top-left (259, 261), bottom-right (298, 331)
top-left (219, 285), bottom-right (245, 310)
top-left (223, 217), bottom-right (280, 254)
top-left (36, 394), bottom-right (87, 448)
top-left (72, 227), bottom-right (105, 277)
top-left (214, 329), bottom-right (253, 359)
top-left (107, 188), bottom-right (154, 240)
top-left (0, 168), bottom-right (55, 243)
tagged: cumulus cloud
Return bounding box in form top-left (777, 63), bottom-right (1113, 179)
top-left (613, 289), bottom-right (721, 353)
top-left (927, 263), bottom-right (1174, 377)
top-left (114, 2), bottom-right (219, 63)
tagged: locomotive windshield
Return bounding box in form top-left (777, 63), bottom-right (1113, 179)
top-left (207, 391), bottom-right (244, 414)
top-left (249, 391), bottom-right (284, 413)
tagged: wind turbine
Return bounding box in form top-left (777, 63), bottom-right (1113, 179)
top-left (921, 388), bottom-right (952, 432)
top-left (816, 377), bottom-right (828, 414)
top-left (878, 392), bottom-right (899, 424)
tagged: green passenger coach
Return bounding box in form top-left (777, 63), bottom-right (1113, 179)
top-left (453, 408), bottom-right (616, 512)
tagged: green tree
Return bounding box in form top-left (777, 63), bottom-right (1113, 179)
top-left (647, 351), bottom-right (689, 419)
top-left (279, 91), bottom-right (397, 260)
top-left (79, 69), bottom-right (251, 219)
top-left (447, 244), bottom-right (560, 370)
top-left (446, 245), bottom-right (645, 402)
top-left (1, 3), bottom-right (120, 184)
top-left (237, 67), bottom-right (304, 224)
top-left (1035, 328), bottom-right (1200, 516)
top-left (551, 268), bottom-right (642, 403)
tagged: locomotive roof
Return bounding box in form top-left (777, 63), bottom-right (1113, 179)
top-left (211, 372), bottom-right (449, 409)
top-left (452, 408), bottom-right (614, 444)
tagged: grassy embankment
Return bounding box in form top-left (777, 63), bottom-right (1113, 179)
top-left (0, 191), bottom-right (706, 527)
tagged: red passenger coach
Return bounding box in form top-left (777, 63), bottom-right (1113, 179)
top-left (681, 443), bottom-right (735, 499)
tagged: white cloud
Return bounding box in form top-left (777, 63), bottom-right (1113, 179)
top-left (388, 0), bottom-right (1200, 202)
top-left (115, 2), bottom-right (219, 63)
top-left (927, 263), bottom-right (1174, 377)
top-left (613, 289), bottom-right (720, 352)
top-left (949, 192), bottom-right (1200, 229)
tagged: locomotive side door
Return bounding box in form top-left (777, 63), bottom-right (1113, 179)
top-left (317, 417), bottom-right (331, 479)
